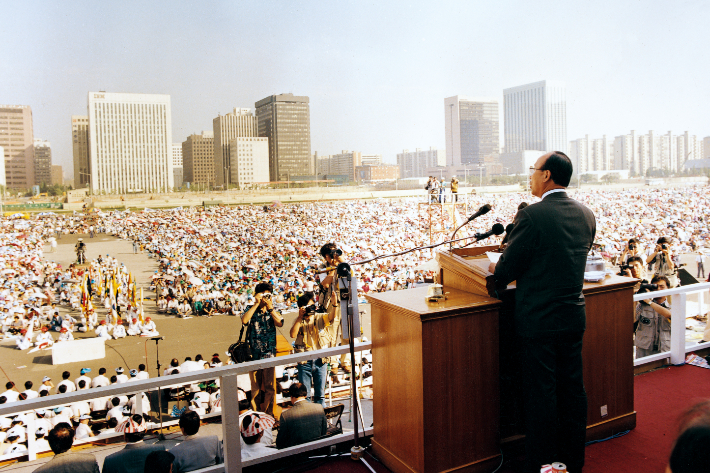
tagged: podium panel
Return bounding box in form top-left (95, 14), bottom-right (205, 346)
top-left (367, 287), bottom-right (502, 473)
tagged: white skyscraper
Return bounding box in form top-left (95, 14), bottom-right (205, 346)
top-left (88, 92), bottom-right (173, 193)
top-left (172, 143), bottom-right (183, 166)
top-left (504, 80), bottom-right (567, 154)
top-left (229, 137), bottom-right (269, 188)
top-left (444, 96), bottom-right (500, 167)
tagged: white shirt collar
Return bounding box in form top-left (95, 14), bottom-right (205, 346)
top-left (542, 188), bottom-right (566, 199)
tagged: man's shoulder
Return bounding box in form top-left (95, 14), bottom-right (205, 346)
top-left (37, 452), bottom-right (98, 470)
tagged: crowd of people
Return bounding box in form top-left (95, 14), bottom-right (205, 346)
top-left (0, 184), bottom-right (709, 468)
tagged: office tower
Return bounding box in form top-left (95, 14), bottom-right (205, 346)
top-left (172, 143), bottom-right (183, 167)
top-left (214, 108), bottom-right (258, 187)
top-left (328, 151), bottom-right (362, 182)
top-left (444, 96), bottom-right (500, 167)
top-left (33, 139), bottom-right (52, 185)
top-left (229, 137), bottom-right (269, 188)
top-left (182, 131), bottom-right (214, 185)
top-left (0, 105), bottom-right (34, 189)
top-left (51, 165), bottom-right (63, 185)
top-left (255, 94), bottom-right (311, 182)
top-left (87, 92), bottom-right (173, 193)
top-left (504, 80), bottom-right (567, 154)
top-left (397, 148), bottom-right (446, 178)
top-left (72, 116), bottom-right (90, 187)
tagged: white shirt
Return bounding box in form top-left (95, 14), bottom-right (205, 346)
top-left (57, 380), bottom-right (76, 393)
top-left (541, 188), bottom-right (566, 199)
top-left (75, 422), bottom-right (93, 440)
top-left (92, 375), bottom-right (110, 388)
top-left (1, 390), bottom-right (20, 403)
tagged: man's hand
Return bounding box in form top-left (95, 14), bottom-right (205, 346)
top-left (264, 297), bottom-right (274, 311)
top-left (488, 263), bottom-right (496, 274)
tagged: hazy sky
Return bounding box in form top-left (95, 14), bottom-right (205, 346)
top-left (3, 0), bottom-right (709, 177)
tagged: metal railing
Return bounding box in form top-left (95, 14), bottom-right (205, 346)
top-left (632, 282), bottom-right (710, 366)
top-left (0, 341), bottom-right (373, 473)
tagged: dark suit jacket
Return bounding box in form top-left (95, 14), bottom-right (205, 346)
top-left (32, 452), bottom-right (100, 473)
top-left (493, 191), bottom-right (596, 337)
top-left (276, 400), bottom-right (327, 449)
top-left (170, 435), bottom-right (224, 473)
top-left (102, 442), bottom-right (165, 473)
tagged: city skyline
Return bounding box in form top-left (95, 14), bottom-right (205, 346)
top-left (3, 1), bottom-right (710, 179)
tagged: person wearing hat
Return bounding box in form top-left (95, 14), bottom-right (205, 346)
top-left (75, 369), bottom-right (92, 389)
top-left (126, 318), bottom-right (141, 336)
top-left (57, 327), bottom-right (74, 342)
top-left (35, 325), bottom-right (54, 350)
top-left (74, 414), bottom-right (94, 440)
top-left (112, 319), bottom-right (127, 339)
top-left (140, 317), bottom-right (159, 337)
top-left (33, 423), bottom-right (100, 473)
top-left (3, 431), bottom-right (27, 456)
top-left (102, 414), bottom-right (165, 473)
top-left (34, 425), bottom-right (51, 453)
top-left (15, 328), bottom-right (32, 350)
top-left (95, 320), bottom-right (111, 339)
top-left (115, 367), bottom-right (128, 384)
top-left (38, 376), bottom-right (54, 395)
top-left (240, 412), bottom-right (276, 459)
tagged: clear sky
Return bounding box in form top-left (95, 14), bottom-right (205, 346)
top-left (3, 0), bottom-right (709, 177)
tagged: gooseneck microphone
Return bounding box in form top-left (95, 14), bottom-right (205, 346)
top-left (467, 204), bottom-right (492, 222)
top-left (500, 223), bottom-right (515, 245)
top-left (474, 223), bottom-right (505, 242)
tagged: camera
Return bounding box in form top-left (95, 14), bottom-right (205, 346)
top-left (328, 248), bottom-right (343, 258)
top-left (261, 293), bottom-right (271, 299)
top-left (304, 305), bottom-right (316, 317)
top-left (661, 244), bottom-right (669, 250)
top-left (636, 283), bottom-right (658, 294)
top-left (628, 244), bottom-right (636, 250)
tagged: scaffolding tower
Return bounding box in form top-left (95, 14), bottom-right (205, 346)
top-left (418, 196), bottom-right (471, 245)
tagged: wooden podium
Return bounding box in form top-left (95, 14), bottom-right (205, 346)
top-left (367, 246), bottom-right (637, 473)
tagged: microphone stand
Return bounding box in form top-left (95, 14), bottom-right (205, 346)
top-left (154, 337), bottom-right (166, 441)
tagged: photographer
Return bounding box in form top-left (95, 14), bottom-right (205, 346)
top-left (619, 255), bottom-right (646, 282)
top-left (241, 282), bottom-right (283, 417)
top-left (634, 275), bottom-right (672, 358)
top-left (318, 242), bottom-right (352, 371)
top-left (647, 237), bottom-right (677, 287)
top-left (75, 238), bottom-right (87, 264)
top-left (619, 238), bottom-right (645, 265)
top-left (289, 292), bottom-right (337, 405)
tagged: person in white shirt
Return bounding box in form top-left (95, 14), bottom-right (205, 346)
top-left (106, 397), bottom-right (126, 421)
top-left (141, 317), bottom-right (158, 336)
top-left (135, 364), bottom-right (149, 380)
top-left (75, 368), bottom-right (92, 388)
top-left (157, 296), bottom-right (167, 313)
top-left (15, 329), bottom-right (32, 350)
top-left (240, 412), bottom-right (276, 459)
top-left (38, 376), bottom-right (53, 394)
top-left (70, 397), bottom-right (91, 421)
top-left (128, 393), bottom-right (150, 415)
top-left (112, 320), bottom-right (127, 339)
top-left (57, 327), bottom-right (74, 342)
top-left (56, 371), bottom-right (76, 393)
top-left (91, 395), bottom-right (110, 413)
top-left (34, 326), bottom-right (54, 349)
top-left (115, 367), bottom-right (129, 383)
top-left (1, 382), bottom-right (19, 403)
top-left (74, 414), bottom-right (95, 440)
top-left (3, 433), bottom-right (27, 456)
top-left (21, 381), bottom-right (39, 400)
top-left (92, 368), bottom-right (110, 388)
top-left (49, 404), bottom-right (73, 426)
top-left (127, 318), bottom-right (142, 336)
top-left (95, 320), bottom-right (112, 339)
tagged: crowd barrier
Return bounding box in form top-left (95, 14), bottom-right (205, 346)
top-left (0, 341), bottom-right (373, 473)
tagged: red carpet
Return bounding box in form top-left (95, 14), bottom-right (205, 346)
top-left (273, 364), bottom-right (709, 473)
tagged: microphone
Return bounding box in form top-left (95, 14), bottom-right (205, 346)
top-left (467, 204), bottom-right (492, 222)
top-left (150, 336), bottom-right (164, 341)
top-left (474, 223), bottom-right (505, 242)
top-left (315, 266), bottom-right (338, 274)
top-left (500, 223), bottom-right (515, 245)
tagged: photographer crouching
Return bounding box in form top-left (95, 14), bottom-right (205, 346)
top-left (289, 292), bottom-right (337, 405)
top-left (634, 276), bottom-right (671, 358)
top-left (241, 282), bottom-right (284, 417)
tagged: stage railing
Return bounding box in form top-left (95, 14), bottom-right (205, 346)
top-left (632, 281), bottom-right (710, 366)
top-left (0, 341), bottom-right (372, 473)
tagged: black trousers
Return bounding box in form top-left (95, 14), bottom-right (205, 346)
top-left (520, 331), bottom-right (587, 473)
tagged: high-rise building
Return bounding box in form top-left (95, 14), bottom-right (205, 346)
top-left (172, 143), bottom-right (183, 167)
top-left (0, 146), bottom-right (5, 188)
top-left (504, 80), bottom-right (567, 154)
top-left (72, 116), bottom-right (90, 187)
top-left (396, 148), bottom-right (446, 178)
top-left (328, 151), bottom-right (362, 182)
top-left (214, 108), bottom-right (258, 187)
top-left (361, 154), bottom-right (383, 166)
top-left (255, 94), bottom-right (311, 182)
top-left (33, 139), bottom-right (52, 185)
top-left (87, 92), bottom-right (173, 193)
top-left (229, 137), bottom-right (269, 188)
top-left (444, 96), bottom-right (499, 167)
top-left (0, 105), bottom-right (35, 189)
top-left (51, 165), bottom-right (63, 185)
top-left (182, 131), bottom-right (214, 185)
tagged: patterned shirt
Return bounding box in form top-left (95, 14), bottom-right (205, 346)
top-left (245, 305), bottom-right (277, 359)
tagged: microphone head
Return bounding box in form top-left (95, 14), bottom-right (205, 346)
top-left (492, 223), bottom-right (505, 235)
top-left (479, 203), bottom-right (492, 214)
top-left (517, 202), bottom-right (528, 211)
top-left (504, 223), bottom-right (515, 234)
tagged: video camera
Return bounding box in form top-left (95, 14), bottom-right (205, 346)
top-left (326, 248), bottom-right (343, 258)
top-left (636, 282), bottom-right (659, 306)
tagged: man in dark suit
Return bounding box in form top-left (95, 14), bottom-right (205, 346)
top-left (276, 383), bottom-right (327, 449)
top-left (32, 423), bottom-right (100, 473)
top-left (489, 151), bottom-right (596, 473)
top-left (169, 410), bottom-right (224, 473)
top-left (102, 415), bottom-right (164, 473)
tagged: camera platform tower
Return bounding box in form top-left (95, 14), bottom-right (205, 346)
top-left (418, 199), bottom-right (470, 245)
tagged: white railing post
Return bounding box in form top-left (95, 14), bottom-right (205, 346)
top-left (670, 292), bottom-right (687, 365)
top-left (220, 373), bottom-right (242, 473)
top-left (26, 412), bottom-right (37, 461)
top-left (135, 392), bottom-right (143, 416)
